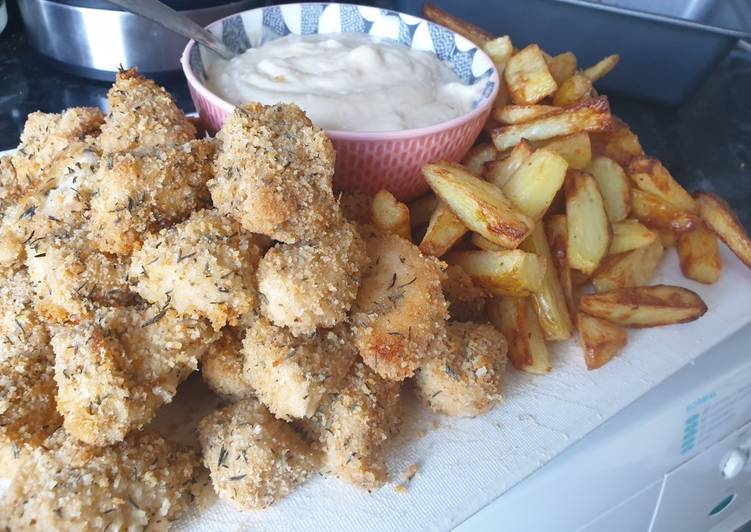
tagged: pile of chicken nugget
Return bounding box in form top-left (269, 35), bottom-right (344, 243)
top-left (0, 69), bottom-right (508, 529)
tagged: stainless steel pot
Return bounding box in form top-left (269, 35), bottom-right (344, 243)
top-left (18, 0), bottom-right (257, 80)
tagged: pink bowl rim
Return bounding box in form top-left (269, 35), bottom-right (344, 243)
top-left (180, 2), bottom-right (500, 140)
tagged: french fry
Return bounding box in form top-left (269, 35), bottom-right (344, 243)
top-left (695, 192), bottom-right (751, 269)
top-left (579, 284), bottom-right (707, 328)
top-left (553, 73), bottom-right (594, 107)
top-left (371, 189), bottom-right (411, 240)
top-left (583, 54), bottom-right (620, 82)
top-left (521, 223), bottom-right (573, 340)
top-left (489, 296), bottom-right (551, 374)
top-left (504, 44), bottom-right (558, 105)
top-left (586, 156), bottom-right (632, 222)
top-left (546, 51), bottom-right (577, 85)
top-left (419, 202), bottom-right (468, 257)
top-left (627, 156), bottom-right (696, 213)
top-left (677, 224), bottom-right (722, 284)
top-left (492, 96), bottom-right (613, 151)
top-left (631, 189), bottom-right (699, 233)
top-left (502, 149), bottom-right (569, 220)
top-left (422, 4), bottom-right (494, 46)
top-left (409, 194), bottom-right (439, 228)
top-left (576, 313), bottom-right (627, 370)
top-left (462, 143), bottom-right (497, 176)
top-left (590, 120), bottom-right (644, 166)
top-left (483, 35), bottom-right (513, 68)
top-left (484, 139), bottom-right (533, 188)
top-left (471, 232), bottom-right (504, 251)
top-left (656, 228), bottom-right (677, 248)
top-left (593, 239), bottom-right (664, 292)
top-left (609, 220), bottom-right (657, 254)
top-left (447, 249), bottom-right (546, 296)
top-left (544, 214), bottom-right (574, 314)
top-left (534, 131), bottom-right (591, 170)
top-left (423, 162), bottom-right (534, 249)
top-left (493, 104), bottom-right (560, 125)
top-left (565, 170), bottom-right (611, 274)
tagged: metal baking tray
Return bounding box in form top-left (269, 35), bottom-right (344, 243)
top-left (396, 0), bottom-right (751, 104)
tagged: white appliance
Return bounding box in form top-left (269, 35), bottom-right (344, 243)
top-left (455, 324), bottom-right (751, 532)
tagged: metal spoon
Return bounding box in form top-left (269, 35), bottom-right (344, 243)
top-left (105, 0), bottom-right (236, 60)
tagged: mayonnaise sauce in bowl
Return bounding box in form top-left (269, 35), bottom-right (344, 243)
top-left (206, 33), bottom-right (486, 132)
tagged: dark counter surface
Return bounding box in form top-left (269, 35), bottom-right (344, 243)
top-left (1, 31), bottom-right (749, 229)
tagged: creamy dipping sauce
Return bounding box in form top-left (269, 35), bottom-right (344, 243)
top-left (207, 33), bottom-right (485, 132)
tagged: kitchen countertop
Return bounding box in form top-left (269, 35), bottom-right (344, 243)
top-left (1, 30), bottom-right (749, 229)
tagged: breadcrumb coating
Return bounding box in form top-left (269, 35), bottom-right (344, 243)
top-left (201, 326), bottom-right (255, 401)
top-left (0, 155), bottom-right (19, 213)
top-left (242, 317), bottom-right (357, 420)
top-left (98, 68), bottom-right (196, 153)
top-left (210, 103), bottom-right (339, 243)
top-left (198, 398), bottom-right (314, 511)
top-left (51, 306), bottom-right (215, 446)
top-left (301, 362), bottom-right (401, 490)
top-left (89, 139), bottom-right (215, 255)
top-left (415, 322), bottom-right (508, 417)
top-left (258, 221), bottom-right (368, 335)
top-left (442, 264), bottom-right (490, 322)
top-left (338, 191), bottom-right (373, 226)
top-left (352, 233), bottom-right (449, 381)
top-left (129, 209), bottom-right (263, 331)
top-left (0, 429), bottom-right (201, 531)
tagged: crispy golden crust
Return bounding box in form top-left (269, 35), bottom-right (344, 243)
top-left (210, 103), bottom-right (339, 243)
top-left (89, 139), bottom-right (215, 255)
top-left (0, 155), bottom-right (19, 213)
top-left (338, 191), bottom-right (373, 226)
top-left (242, 317), bottom-right (357, 420)
top-left (301, 362), bottom-right (401, 490)
top-left (201, 326), bottom-right (255, 401)
top-left (415, 322), bottom-right (508, 417)
top-left (198, 398), bottom-right (314, 511)
top-left (0, 429), bottom-right (200, 531)
top-left (98, 68), bottom-right (196, 153)
top-left (129, 209), bottom-right (263, 331)
top-left (51, 306), bottom-right (214, 446)
top-left (258, 221), bottom-right (368, 336)
top-left (352, 233), bottom-right (449, 381)
top-left (442, 264), bottom-right (490, 322)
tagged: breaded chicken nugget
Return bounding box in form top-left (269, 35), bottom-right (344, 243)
top-left (415, 322), bottom-right (508, 417)
top-left (129, 209), bottom-right (263, 331)
top-left (10, 107), bottom-right (104, 193)
top-left (51, 306), bottom-right (214, 446)
top-left (258, 221), bottom-right (367, 335)
top-left (242, 317), bottom-right (357, 420)
top-left (338, 191), bottom-right (373, 226)
top-left (352, 233), bottom-right (449, 381)
top-left (98, 68), bottom-right (196, 153)
top-left (89, 139), bottom-right (214, 255)
top-left (201, 326), bottom-right (255, 401)
top-left (210, 103), bottom-right (339, 243)
top-left (300, 362), bottom-right (401, 490)
top-left (443, 264), bottom-right (491, 322)
top-left (0, 155), bottom-right (19, 213)
top-left (198, 398), bottom-right (314, 511)
top-left (0, 429), bottom-right (200, 531)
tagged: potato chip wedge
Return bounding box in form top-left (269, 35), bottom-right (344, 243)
top-left (422, 3), bottom-right (494, 46)
top-left (586, 155), bottom-right (631, 222)
top-left (627, 156), bottom-right (696, 213)
top-left (553, 73), bottom-right (594, 107)
top-left (502, 149), bottom-right (569, 220)
top-left (695, 192), bottom-right (751, 269)
top-left (409, 194), bottom-right (439, 228)
top-left (593, 239), bottom-right (664, 292)
top-left (609, 220), bottom-right (657, 254)
top-left (631, 189), bottom-right (699, 233)
top-left (423, 162), bottom-right (534, 249)
top-left (579, 284), bottom-right (707, 328)
top-left (492, 96), bottom-right (613, 151)
top-left (483, 35), bottom-right (514, 68)
top-left (565, 170), bottom-right (611, 274)
top-left (471, 232), bottom-right (504, 251)
top-left (462, 143), bottom-right (497, 176)
top-left (371, 189), bottom-right (411, 240)
top-left (447, 249), bottom-right (546, 296)
top-left (576, 313), bottom-right (627, 370)
top-left (489, 296), bottom-right (551, 374)
top-left (544, 214), bottom-right (574, 314)
top-left (419, 201), bottom-right (468, 257)
top-left (677, 224), bottom-right (722, 284)
top-left (590, 120), bottom-right (644, 166)
top-left (521, 224), bottom-right (573, 340)
top-left (534, 132), bottom-right (591, 170)
top-left (493, 105), bottom-right (560, 125)
top-left (546, 51), bottom-right (577, 85)
top-left (484, 139), bottom-right (533, 188)
top-left (504, 44), bottom-right (558, 105)
top-left (583, 54), bottom-right (620, 82)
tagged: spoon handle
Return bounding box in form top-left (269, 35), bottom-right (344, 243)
top-left (106, 0), bottom-right (236, 60)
